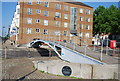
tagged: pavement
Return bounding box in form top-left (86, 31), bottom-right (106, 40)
top-left (54, 41), bottom-right (119, 64)
top-left (2, 57), bottom-right (75, 79)
top-left (1, 40), bottom-right (75, 79)
top-left (1, 39), bottom-right (119, 80)
top-left (2, 40), bottom-right (119, 64)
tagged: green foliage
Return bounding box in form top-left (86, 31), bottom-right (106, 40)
top-left (3, 34), bottom-right (9, 40)
top-left (93, 5), bottom-right (120, 35)
top-left (56, 74), bottom-right (82, 79)
top-left (38, 70), bottom-right (45, 73)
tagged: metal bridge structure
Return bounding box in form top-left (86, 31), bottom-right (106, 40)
top-left (29, 39), bottom-right (105, 65)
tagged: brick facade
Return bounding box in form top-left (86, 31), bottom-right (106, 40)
top-left (10, 0), bottom-right (93, 45)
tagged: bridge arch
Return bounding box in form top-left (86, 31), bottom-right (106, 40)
top-left (29, 40), bottom-right (105, 65)
top-left (30, 40), bottom-right (62, 58)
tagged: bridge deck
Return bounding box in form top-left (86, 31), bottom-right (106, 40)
top-left (53, 41), bottom-right (118, 64)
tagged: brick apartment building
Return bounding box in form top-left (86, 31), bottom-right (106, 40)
top-left (9, 0), bottom-right (93, 45)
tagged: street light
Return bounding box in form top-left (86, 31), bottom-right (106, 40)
top-left (100, 40), bottom-right (103, 61)
top-left (106, 37), bottom-right (109, 55)
top-left (73, 36), bottom-right (76, 50)
top-left (2, 26), bottom-right (5, 44)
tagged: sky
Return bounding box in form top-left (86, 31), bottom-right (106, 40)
top-left (0, 0), bottom-right (119, 37)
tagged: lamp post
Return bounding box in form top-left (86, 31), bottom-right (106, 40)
top-left (15, 27), bottom-right (19, 46)
top-left (2, 26), bottom-right (6, 44)
top-left (73, 36), bottom-right (76, 50)
top-left (100, 40), bottom-right (103, 61)
top-left (59, 33), bottom-right (61, 44)
top-left (106, 37), bottom-right (109, 55)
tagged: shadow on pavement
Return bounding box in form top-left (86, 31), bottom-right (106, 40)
top-left (16, 69), bottom-right (37, 81)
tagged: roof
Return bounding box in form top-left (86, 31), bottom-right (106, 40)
top-left (66, 2), bottom-right (93, 8)
top-left (56, 0), bottom-right (93, 8)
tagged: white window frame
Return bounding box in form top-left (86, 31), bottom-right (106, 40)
top-left (86, 9), bottom-right (90, 14)
top-left (36, 19), bottom-right (40, 23)
top-left (55, 12), bottom-right (61, 18)
top-left (64, 5), bottom-right (68, 11)
top-left (44, 2), bottom-right (49, 7)
top-left (80, 24), bottom-right (83, 29)
top-left (36, 28), bottom-right (40, 33)
top-left (28, 8), bottom-right (32, 15)
top-left (64, 22), bottom-right (68, 27)
top-left (36, 9), bottom-right (40, 14)
top-left (26, 28), bottom-right (31, 34)
top-left (64, 14), bottom-right (68, 19)
top-left (80, 8), bottom-right (83, 13)
top-left (44, 20), bottom-right (48, 26)
top-left (63, 31), bottom-right (67, 36)
top-left (56, 4), bottom-right (61, 9)
top-left (44, 11), bottom-right (48, 16)
top-left (86, 25), bottom-right (90, 30)
top-left (55, 21), bottom-right (60, 27)
top-left (36, 0), bottom-right (40, 4)
top-left (86, 18), bottom-right (90, 22)
top-left (54, 30), bottom-right (60, 36)
top-left (85, 33), bottom-right (90, 38)
top-left (27, 18), bottom-right (32, 24)
top-left (43, 29), bottom-right (48, 35)
top-left (28, 0), bottom-right (32, 5)
top-left (79, 32), bottom-right (83, 37)
top-left (80, 16), bottom-right (83, 21)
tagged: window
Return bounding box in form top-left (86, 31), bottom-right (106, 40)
top-left (36, 28), bottom-right (40, 33)
top-left (44, 2), bottom-right (49, 7)
top-left (64, 14), bottom-right (68, 19)
top-left (44, 11), bottom-right (48, 16)
top-left (86, 18), bottom-right (90, 22)
top-left (80, 8), bottom-right (83, 13)
top-left (85, 33), bottom-right (90, 38)
top-left (54, 30), bottom-right (60, 36)
top-left (28, 0), bottom-right (32, 5)
top-left (80, 24), bottom-right (83, 29)
top-left (64, 5), bottom-right (68, 11)
top-left (44, 20), bottom-right (48, 26)
top-left (79, 32), bottom-right (83, 37)
top-left (64, 22), bottom-right (68, 27)
top-left (43, 29), bottom-right (48, 34)
top-left (80, 16), bottom-right (83, 21)
top-left (86, 9), bottom-right (90, 14)
top-left (17, 8), bottom-right (20, 14)
top-left (86, 25), bottom-right (90, 30)
top-left (55, 12), bottom-right (61, 18)
top-left (26, 28), bottom-right (31, 34)
top-left (27, 18), bottom-right (32, 24)
top-left (55, 21), bottom-right (60, 27)
top-left (36, 9), bottom-right (40, 14)
top-left (28, 8), bottom-right (32, 14)
top-left (36, 0), bottom-right (40, 4)
top-left (56, 4), bottom-right (61, 9)
top-left (36, 19), bottom-right (40, 23)
top-left (63, 31), bottom-right (67, 36)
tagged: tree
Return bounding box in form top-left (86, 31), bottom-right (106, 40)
top-left (93, 5), bottom-right (120, 35)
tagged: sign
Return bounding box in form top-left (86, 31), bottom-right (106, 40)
top-left (110, 40), bottom-right (116, 49)
top-left (62, 66), bottom-right (72, 76)
top-left (61, 53), bottom-right (64, 56)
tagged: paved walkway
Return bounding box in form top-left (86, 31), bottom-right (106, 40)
top-left (3, 40), bottom-right (119, 64)
top-left (2, 57), bottom-right (75, 79)
top-left (1, 40), bottom-right (75, 79)
top-left (54, 41), bottom-right (119, 64)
